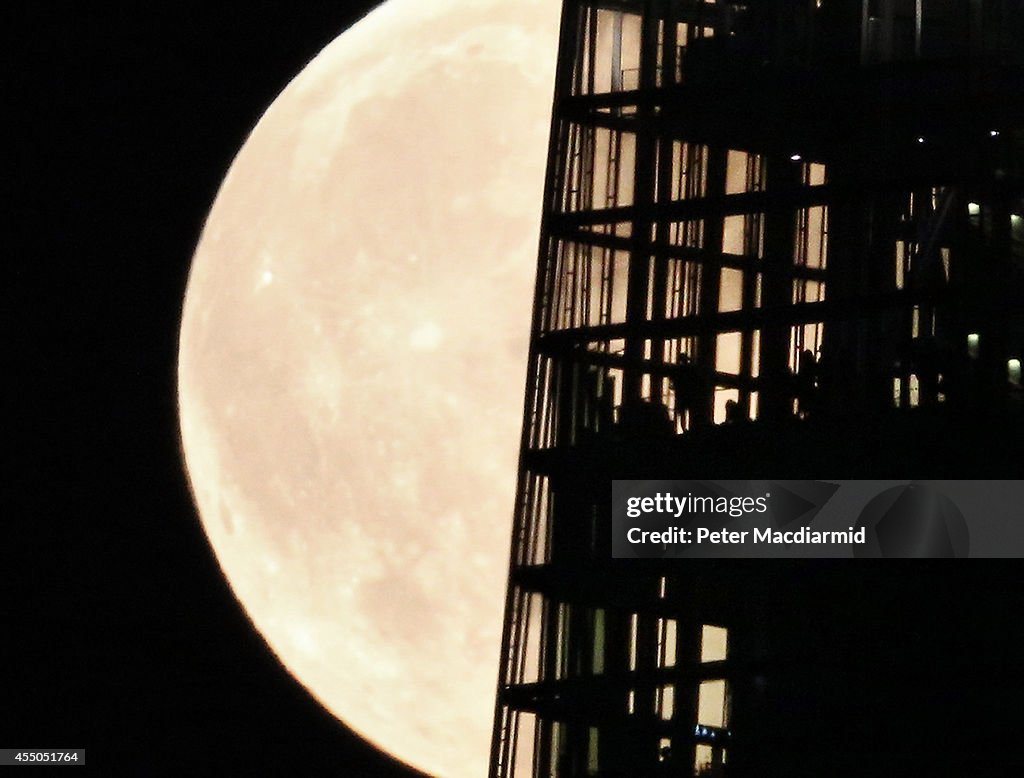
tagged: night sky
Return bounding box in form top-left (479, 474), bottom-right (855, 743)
top-left (8, 3), bottom-right (1024, 777)
top-left (8, 2), bottom-right (423, 775)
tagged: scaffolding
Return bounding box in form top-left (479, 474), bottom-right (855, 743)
top-left (491, 1), bottom-right (1024, 775)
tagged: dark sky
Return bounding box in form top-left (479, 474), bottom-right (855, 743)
top-left (8, 2), bottom-right (426, 775)
top-left (9, 4), bottom-right (1024, 777)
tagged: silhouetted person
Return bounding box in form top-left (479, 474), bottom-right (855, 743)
top-left (669, 353), bottom-right (710, 427)
top-left (618, 398), bottom-right (675, 438)
top-left (795, 348), bottom-right (820, 417)
top-left (724, 398), bottom-right (744, 424)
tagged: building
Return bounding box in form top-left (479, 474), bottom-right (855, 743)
top-left (490, 1), bottom-right (1024, 776)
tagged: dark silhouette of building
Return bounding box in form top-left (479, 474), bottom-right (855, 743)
top-left (490, 1), bottom-right (1024, 776)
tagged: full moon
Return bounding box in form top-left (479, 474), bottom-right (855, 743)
top-left (177, 2), bottom-right (560, 777)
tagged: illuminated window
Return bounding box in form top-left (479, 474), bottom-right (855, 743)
top-left (804, 205), bottom-right (828, 269)
top-left (513, 713), bottom-right (536, 778)
top-left (713, 387), bottom-right (739, 424)
top-left (628, 612), bottom-right (638, 671)
top-left (659, 684), bottom-right (675, 721)
top-left (908, 374), bottom-right (920, 408)
top-left (548, 721), bottom-right (564, 777)
top-left (967, 333), bottom-right (980, 359)
top-left (554, 602), bottom-right (571, 679)
top-left (694, 743), bottom-right (713, 774)
top-left (725, 150), bottom-right (748, 195)
top-left (593, 10), bottom-right (642, 93)
top-left (718, 268), bottom-right (743, 312)
top-left (658, 738), bottom-right (672, 764)
top-left (522, 593), bottom-right (544, 683)
top-left (1009, 359), bottom-right (1022, 387)
top-left (587, 727), bottom-right (599, 776)
top-left (701, 625), bottom-right (728, 662)
top-left (592, 608), bottom-right (606, 674)
top-left (715, 332), bottom-right (743, 376)
top-left (722, 215), bottom-right (745, 255)
top-left (809, 162), bottom-right (826, 186)
top-left (697, 680), bottom-right (728, 728)
top-left (659, 617), bottom-right (677, 668)
top-left (968, 202), bottom-right (981, 226)
top-left (693, 626), bottom-right (730, 773)
top-left (751, 327), bottom-right (762, 377)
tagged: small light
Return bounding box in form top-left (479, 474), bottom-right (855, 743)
top-left (1009, 358), bottom-right (1022, 387)
top-left (917, 137), bottom-right (925, 144)
top-left (967, 333), bottom-right (980, 359)
top-left (790, 154), bottom-right (802, 162)
top-left (990, 130), bottom-right (1000, 137)
top-left (968, 202), bottom-right (981, 216)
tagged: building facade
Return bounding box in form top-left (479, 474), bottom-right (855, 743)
top-left (490, 1), bottom-right (1024, 775)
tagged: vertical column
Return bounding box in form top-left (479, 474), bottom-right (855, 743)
top-left (758, 153), bottom-right (801, 421)
top-left (694, 147), bottom-right (728, 426)
top-left (622, 1), bottom-right (662, 404)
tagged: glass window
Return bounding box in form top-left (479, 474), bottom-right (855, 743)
top-left (701, 625), bottom-right (728, 662)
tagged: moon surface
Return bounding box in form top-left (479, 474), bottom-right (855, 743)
top-left (177, 2), bottom-right (559, 776)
